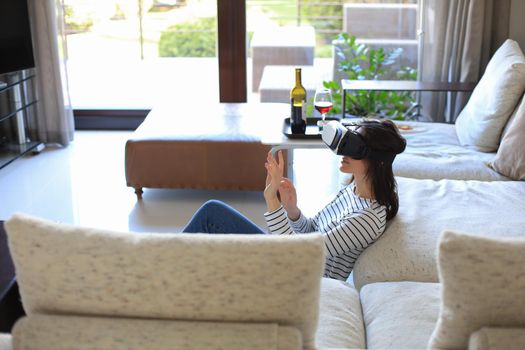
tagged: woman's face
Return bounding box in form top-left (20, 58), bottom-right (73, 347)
top-left (339, 156), bottom-right (368, 175)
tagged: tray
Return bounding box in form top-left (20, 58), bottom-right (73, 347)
top-left (282, 117), bottom-right (339, 139)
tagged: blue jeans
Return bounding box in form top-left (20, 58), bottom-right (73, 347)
top-left (182, 200), bottom-right (265, 234)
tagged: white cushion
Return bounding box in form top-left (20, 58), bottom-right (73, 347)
top-left (489, 96), bottom-right (525, 180)
top-left (353, 177), bottom-right (525, 289)
top-left (12, 315), bottom-right (301, 350)
top-left (316, 278), bottom-right (365, 349)
top-left (360, 281), bottom-right (440, 349)
top-left (428, 231), bottom-right (525, 349)
top-left (392, 120), bottom-right (506, 181)
top-left (455, 39), bottom-right (525, 151)
top-left (5, 213), bottom-right (325, 349)
top-left (469, 327), bottom-right (525, 350)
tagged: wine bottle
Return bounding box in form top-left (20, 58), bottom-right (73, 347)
top-left (290, 68), bottom-right (307, 134)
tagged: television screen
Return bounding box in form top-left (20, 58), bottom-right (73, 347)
top-left (0, 0), bottom-right (35, 75)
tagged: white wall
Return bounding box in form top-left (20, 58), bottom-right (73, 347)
top-left (510, 0), bottom-right (525, 50)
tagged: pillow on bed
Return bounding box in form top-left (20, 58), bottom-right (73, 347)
top-left (455, 39), bottom-right (525, 152)
top-left (489, 96), bottom-right (525, 179)
top-left (428, 230), bottom-right (525, 349)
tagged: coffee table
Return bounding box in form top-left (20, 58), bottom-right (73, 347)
top-left (261, 128), bottom-right (326, 181)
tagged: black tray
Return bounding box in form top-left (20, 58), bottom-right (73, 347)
top-left (282, 117), bottom-right (339, 139)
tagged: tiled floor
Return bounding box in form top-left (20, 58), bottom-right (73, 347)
top-left (0, 131), bottom-right (342, 233)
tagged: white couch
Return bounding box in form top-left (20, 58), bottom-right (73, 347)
top-left (2, 191), bottom-right (525, 350)
top-left (3, 39), bottom-right (525, 350)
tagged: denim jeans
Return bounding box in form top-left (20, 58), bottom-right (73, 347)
top-left (182, 200), bottom-right (265, 234)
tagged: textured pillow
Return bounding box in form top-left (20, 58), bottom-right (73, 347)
top-left (6, 213), bottom-right (325, 349)
top-left (428, 230), bottom-right (525, 349)
top-left (489, 96), bottom-right (525, 179)
top-left (13, 315), bottom-right (302, 350)
top-left (469, 327), bottom-right (525, 350)
top-left (455, 39), bottom-right (525, 151)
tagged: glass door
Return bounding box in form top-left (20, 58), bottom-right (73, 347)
top-left (64, 0), bottom-right (218, 110)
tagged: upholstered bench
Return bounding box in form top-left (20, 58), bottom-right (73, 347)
top-left (125, 103), bottom-right (288, 198)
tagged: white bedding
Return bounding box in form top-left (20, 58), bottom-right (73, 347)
top-left (392, 121), bottom-right (508, 181)
top-left (352, 177), bottom-right (525, 289)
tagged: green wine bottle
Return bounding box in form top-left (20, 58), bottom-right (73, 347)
top-left (290, 68), bottom-right (307, 134)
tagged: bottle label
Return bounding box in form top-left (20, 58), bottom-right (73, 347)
top-left (290, 99), bottom-right (306, 134)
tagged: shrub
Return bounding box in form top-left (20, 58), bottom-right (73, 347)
top-left (324, 33), bottom-right (417, 120)
top-left (158, 17), bottom-right (216, 57)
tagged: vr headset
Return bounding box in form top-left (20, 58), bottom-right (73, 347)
top-left (321, 120), bottom-right (397, 163)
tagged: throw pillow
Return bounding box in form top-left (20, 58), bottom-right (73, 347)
top-left (455, 39), bottom-right (525, 152)
top-left (428, 230), bottom-right (525, 349)
top-left (489, 96), bottom-right (525, 179)
top-left (6, 213), bottom-right (325, 350)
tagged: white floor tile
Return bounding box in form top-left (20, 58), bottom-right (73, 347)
top-left (0, 131), bottom-right (343, 233)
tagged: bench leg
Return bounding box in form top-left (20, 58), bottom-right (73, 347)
top-left (134, 187), bottom-right (143, 200)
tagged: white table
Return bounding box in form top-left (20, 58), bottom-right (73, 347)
top-left (260, 132), bottom-right (325, 181)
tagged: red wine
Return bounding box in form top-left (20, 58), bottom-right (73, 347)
top-left (315, 102), bottom-right (333, 115)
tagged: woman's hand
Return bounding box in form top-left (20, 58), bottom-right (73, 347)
top-left (264, 150), bottom-right (284, 211)
top-left (279, 177), bottom-right (301, 221)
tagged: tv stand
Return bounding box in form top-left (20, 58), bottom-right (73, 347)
top-left (0, 69), bottom-right (43, 170)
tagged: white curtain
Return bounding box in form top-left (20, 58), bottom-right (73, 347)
top-left (419, 0), bottom-right (503, 123)
top-left (27, 0), bottom-right (74, 145)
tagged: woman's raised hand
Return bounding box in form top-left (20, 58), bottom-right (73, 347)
top-left (264, 150), bottom-right (284, 201)
top-left (278, 177), bottom-right (300, 220)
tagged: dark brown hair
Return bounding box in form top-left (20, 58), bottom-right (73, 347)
top-left (359, 119), bottom-right (406, 220)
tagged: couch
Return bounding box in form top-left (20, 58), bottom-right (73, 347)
top-left (2, 201), bottom-right (525, 350)
top-left (3, 40), bottom-right (525, 350)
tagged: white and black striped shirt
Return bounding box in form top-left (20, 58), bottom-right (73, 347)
top-left (264, 184), bottom-right (387, 281)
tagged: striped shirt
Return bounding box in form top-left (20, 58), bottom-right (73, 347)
top-left (264, 184), bottom-right (387, 281)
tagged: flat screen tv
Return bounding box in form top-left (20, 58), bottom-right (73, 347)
top-left (0, 0), bottom-right (35, 75)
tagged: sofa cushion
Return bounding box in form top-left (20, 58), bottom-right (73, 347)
top-left (5, 213), bottom-right (325, 350)
top-left (455, 39), bottom-right (525, 151)
top-left (352, 177), bottom-right (525, 289)
top-left (490, 96), bottom-right (525, 180)
top-left (13, 315), bottom-right (301, 350)
top-left (392, 120), bottom-right (506, 181)
top-left (428, 231), bottom-right (525, 349)
top-left (469, 327), bottom-right (525, 350)
top-left (360, 281), bottom-right (440, 349)
top-left (316, 278), bottom-right (365, 349)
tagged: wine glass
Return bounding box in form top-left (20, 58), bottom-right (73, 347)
top-left (314, 88), bottom-right (333, 130)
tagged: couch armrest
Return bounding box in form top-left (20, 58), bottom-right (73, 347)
top-left (13, 315), bottom-right (301, 350)
top-left (469, 327), bottom-right (525, 350)
top-left (0, 333), bottom-right (11, 350)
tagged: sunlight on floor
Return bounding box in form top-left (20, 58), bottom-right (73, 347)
top-left (0, 131), bottom-right (343, 233)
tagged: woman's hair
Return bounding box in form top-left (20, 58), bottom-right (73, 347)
top-left (359, 119), bottom-right (406, 220)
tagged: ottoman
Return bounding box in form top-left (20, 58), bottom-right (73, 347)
top-left (125, 103), bottom-right (289, 198)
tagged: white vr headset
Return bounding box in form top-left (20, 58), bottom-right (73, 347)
top-left (321, 120), bottom-right (397, 163)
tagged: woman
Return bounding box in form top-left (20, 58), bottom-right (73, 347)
top-left (183, 119), bottom-right (406, 281)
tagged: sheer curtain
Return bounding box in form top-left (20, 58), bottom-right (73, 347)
top-left (27, 0), bottom-right (74, 145)
top-left (419, 0), bottom-right (510, 123)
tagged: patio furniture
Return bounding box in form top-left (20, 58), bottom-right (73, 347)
top-left (251, 26), bottom-right (315, 92)
top-left (258, 64), bottom-right (332, 103)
